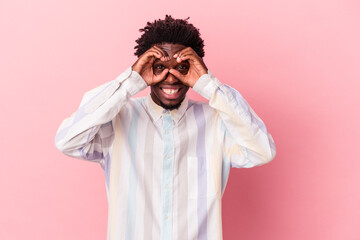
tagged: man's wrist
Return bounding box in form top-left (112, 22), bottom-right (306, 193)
top-left (127, 69), bottom-right (148, 95)
top-left (115, 66), bottom-right (147, 97)
top-left (192, 71), bottom-right (220, 100)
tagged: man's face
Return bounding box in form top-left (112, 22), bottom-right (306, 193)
top-left (150, 43), bottom-right (190, 110)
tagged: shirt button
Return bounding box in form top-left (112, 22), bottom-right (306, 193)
top-left (165, 185), bottom-right (169, 189)
top-left (165, 215), bottom-right (168, 220)
top-left (166, 154), bottom-right (170, 159)
top-left (165, 130), bottom-right (169, 134)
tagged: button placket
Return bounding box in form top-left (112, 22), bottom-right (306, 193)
top-left (161, 112), bottom-right (174, 240)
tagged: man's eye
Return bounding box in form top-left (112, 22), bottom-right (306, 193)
top-left (155, 65), bottom-right (165, 69)
top-left (177, 65), bottom-right (188, 70)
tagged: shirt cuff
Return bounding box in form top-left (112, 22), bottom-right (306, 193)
top-left (117, 66), bottom-right (148, 96)
top-left (192, 70), bottom-right (221, 100)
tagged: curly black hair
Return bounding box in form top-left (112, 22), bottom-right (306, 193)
top-left (134, 15), bottom-right (205, 58)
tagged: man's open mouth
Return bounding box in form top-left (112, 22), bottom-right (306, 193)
top-left (161, 88), bottom-right (180, 95)
top-left (159, 86), bottom-right (183, 99)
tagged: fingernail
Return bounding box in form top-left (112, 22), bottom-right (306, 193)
top-left (173, 54), bottom-right (178, 58)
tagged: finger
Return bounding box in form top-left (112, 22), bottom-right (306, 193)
top-left (134, 50), bottom-right (160, 73)
top-left (146, 49), bottom-right (162, 59)
top-left (177, 54), bottom-right (197, 63)
top-left (152, 46), bottom-right (170, 61)
top-left (180, 55), bottom-right (208, 74)
top-left (173, 47), bottom-right (194, 59)
top-left (146, 49), bottom-right (169, 65)
top-left (153, 68), bottom-right (169, 83)
top-left (169, 69), bottom-right (186, 82)
top-left (176, 51), bottom-right (197, 63)
top-left (173, 51), bottom-right (180, 58)
top-left (151, 46), bottom-right (166, 59)
top-left (140, 51), bottom-right (161, 66)
top-left (173, 49), bottom-right (186, 60)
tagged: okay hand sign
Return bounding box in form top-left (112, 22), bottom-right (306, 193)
top-left (132, 45), bottom-right (170, 86)
top-left (168, 47), bottom-right (208, 87)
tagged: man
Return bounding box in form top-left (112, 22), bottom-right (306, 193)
top-left (55, 15), bottom-right (276, 240)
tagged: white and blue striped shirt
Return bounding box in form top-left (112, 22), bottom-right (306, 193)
top-left (55, 67), bottom-right (276, 240)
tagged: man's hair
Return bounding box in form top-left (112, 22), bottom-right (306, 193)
top-left (134, 15), bottom-right (205, 58)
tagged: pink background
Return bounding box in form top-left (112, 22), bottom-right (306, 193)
top-left (1, 0), bottom-right (359, 239)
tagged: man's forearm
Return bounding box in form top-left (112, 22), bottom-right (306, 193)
top-left (54, 67), bottom-right (147, 160)
top-left (193, 71), bottom-right (276, 167)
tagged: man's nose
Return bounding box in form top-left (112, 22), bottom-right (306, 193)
top-left (163, 69), bottom-right (179, 83)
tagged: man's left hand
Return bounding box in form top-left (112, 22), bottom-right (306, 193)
top-left (169, 47), bottom-right (208, 88)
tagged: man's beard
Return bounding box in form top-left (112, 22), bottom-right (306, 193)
top-left (160, 99), bottom-right (183, 111)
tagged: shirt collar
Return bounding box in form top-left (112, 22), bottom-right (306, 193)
top-left (146, 94), bottom-right (189, 124)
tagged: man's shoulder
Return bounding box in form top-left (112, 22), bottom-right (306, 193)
top-left (126, 96), bottom-right (148, 109)
top-left (188, 98), bottom-right (210, 105)
top-left (115, 96), bottom-right (147, 115)
top-left (187, 99), bottom-right (213, 113)
top-left (130, 96), bottom-right (147, 103)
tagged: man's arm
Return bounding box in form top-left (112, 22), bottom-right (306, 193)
top-left (54, 67), bottom-right (147, 161)
top-left (55, 46), bottom-right (170, 161)
top-left (193, 72), bottom-right (276, 168)
top-left (169, 47), bottom-right (276, 168)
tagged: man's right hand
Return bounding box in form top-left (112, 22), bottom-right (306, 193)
top-left (132, 46), bottom-right (170, 86)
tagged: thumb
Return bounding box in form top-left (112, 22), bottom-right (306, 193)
top-left (169, 69), bottom-right (186, 83)
top-left (153, 68), bottom-right (169, 83)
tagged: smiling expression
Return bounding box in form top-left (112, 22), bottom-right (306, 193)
top-left (150, 43), bottom-right (190, 110)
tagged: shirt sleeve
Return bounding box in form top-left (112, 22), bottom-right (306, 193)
top-left (192, 71), bottom-right (276, 168)
top-left (54, 67), bottom-right (147, 162)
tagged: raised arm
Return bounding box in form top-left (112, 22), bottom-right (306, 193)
top-left (193, 73), bottom-right (276, 168)
top-left (55, 46), bottom-right (171, 161)
top-left (54, 67), bottom-right (147, 161)
top-left (169, 47), bottom-right (276, 168)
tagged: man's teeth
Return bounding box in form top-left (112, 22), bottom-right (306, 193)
top-left (162, 88), bottom-right (179, 94)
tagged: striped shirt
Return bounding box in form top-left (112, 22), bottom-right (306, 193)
top-left (55, 66), bottom-right (276, 240)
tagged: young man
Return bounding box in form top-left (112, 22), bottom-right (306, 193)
top-left (55, 15), bottom-right (276, 240)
